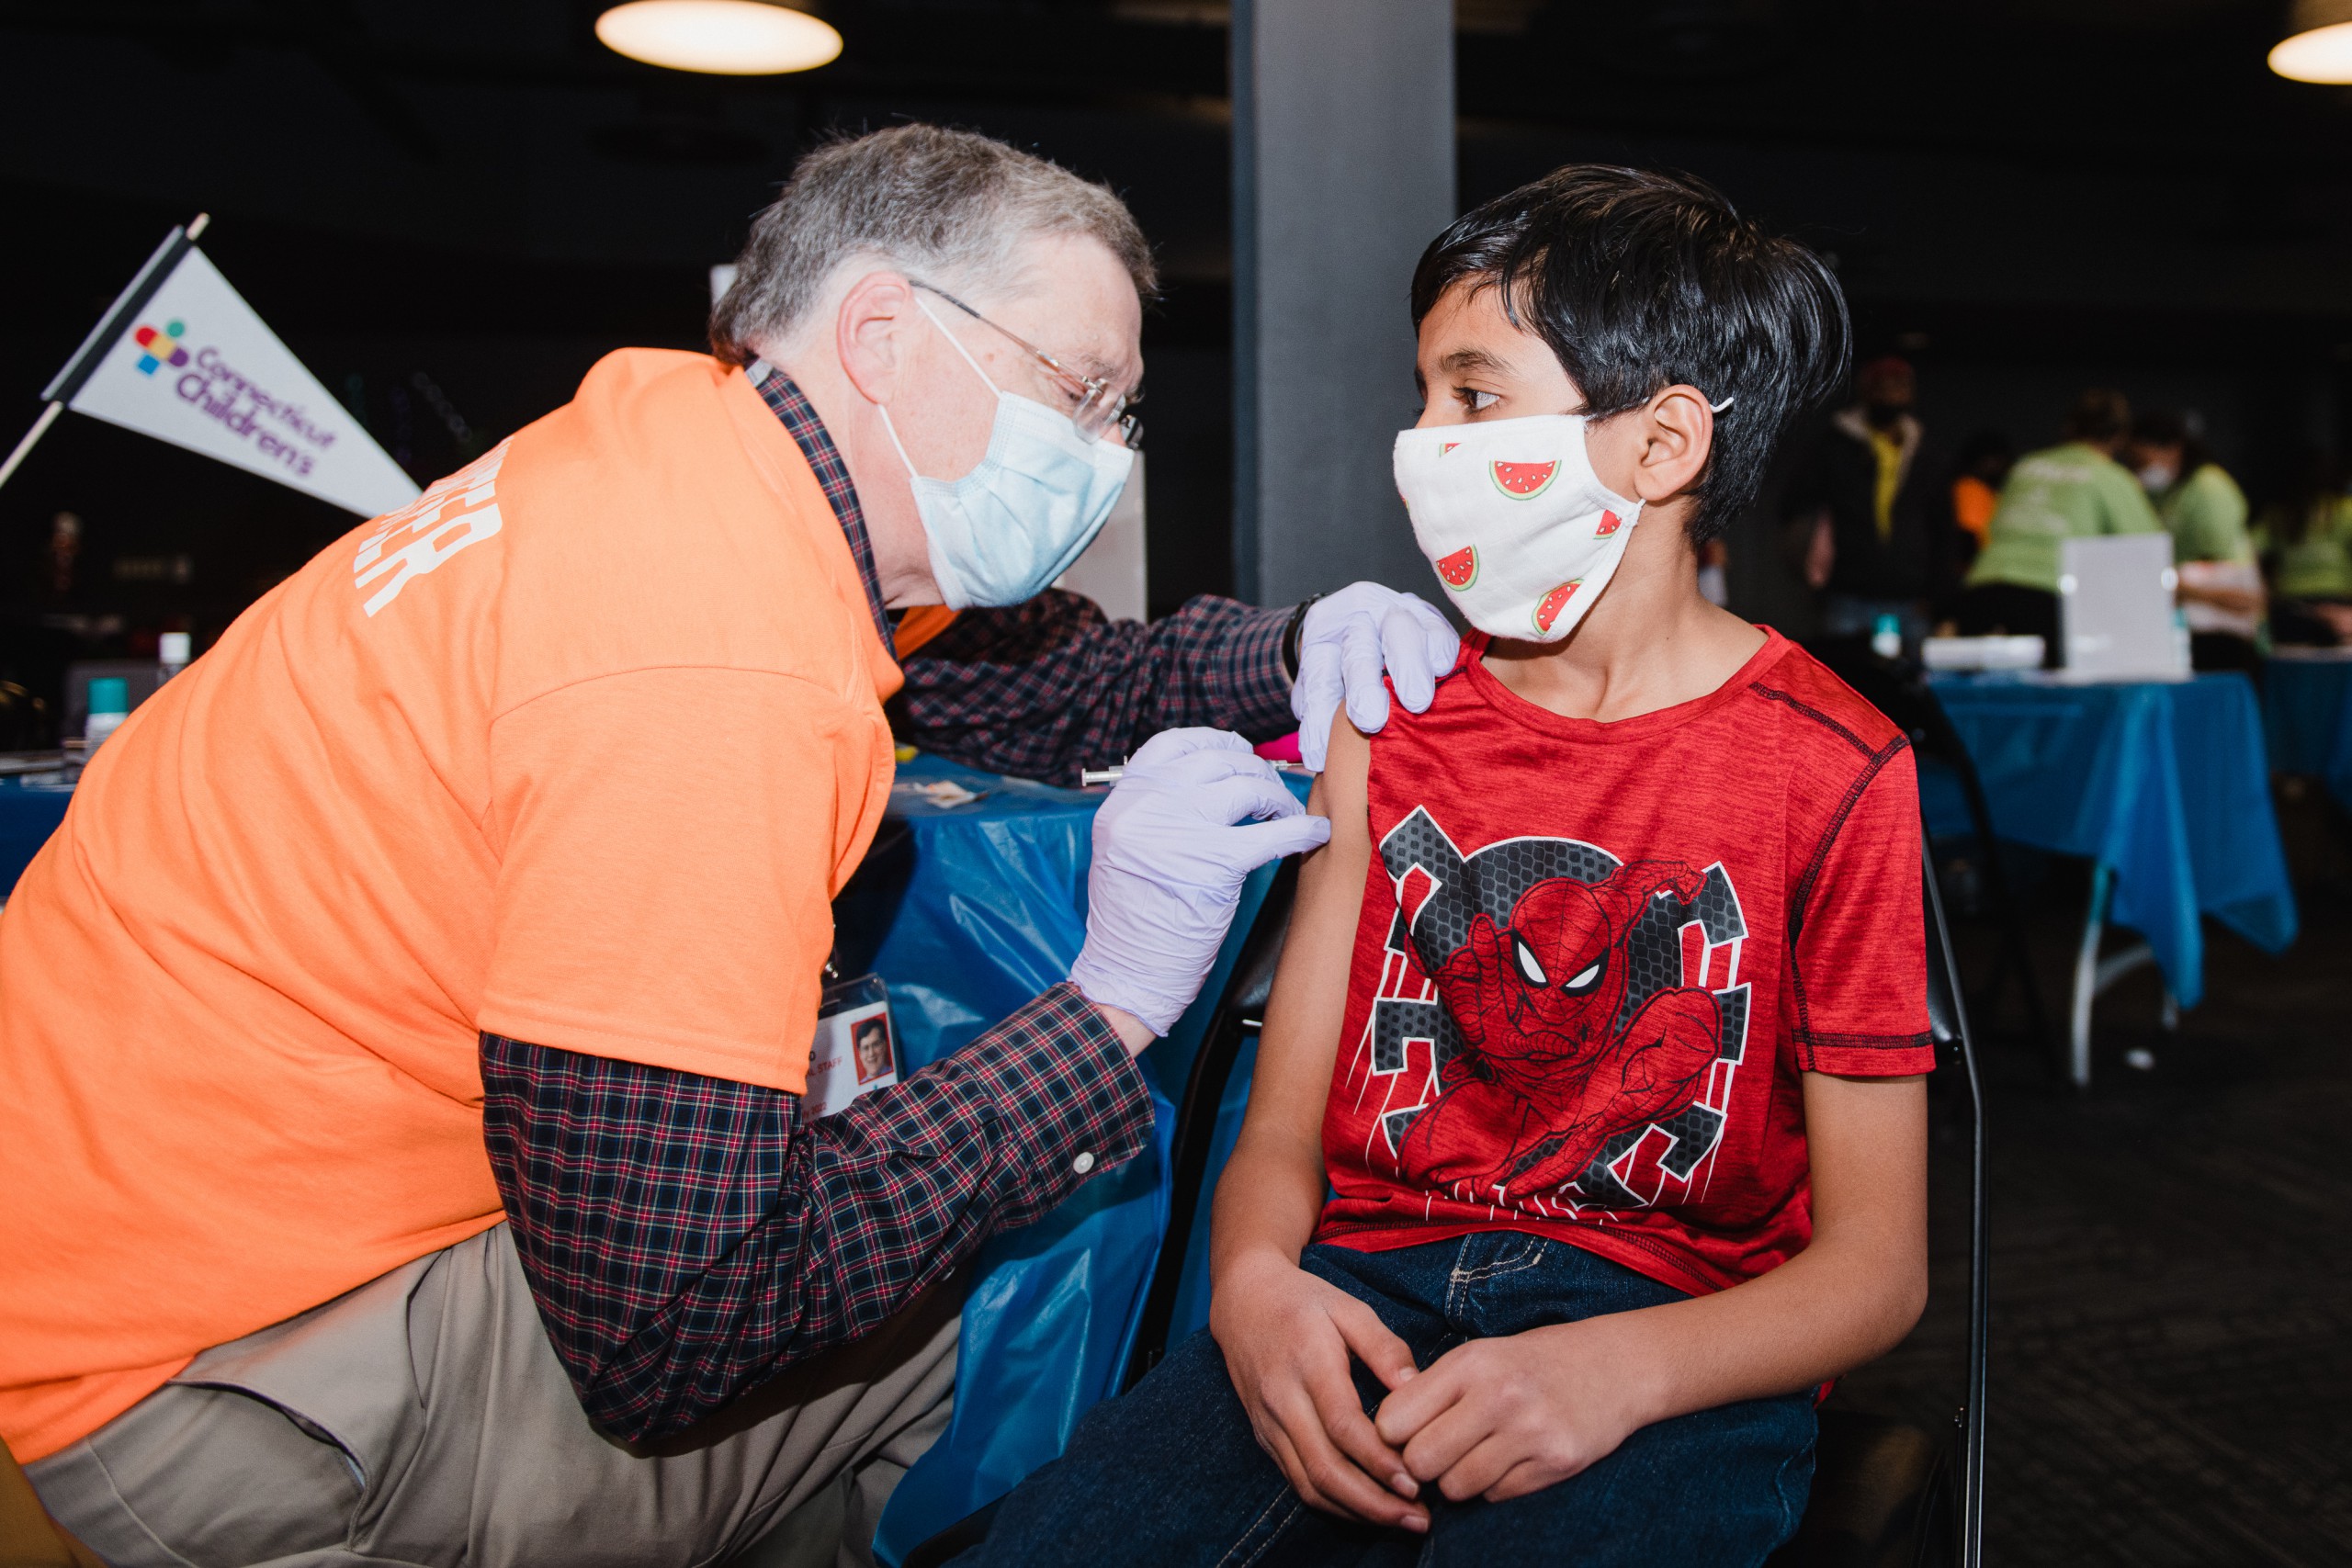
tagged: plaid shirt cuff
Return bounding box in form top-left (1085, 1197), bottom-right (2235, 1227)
top-left (935, 981), bottom-right (1154, 1228)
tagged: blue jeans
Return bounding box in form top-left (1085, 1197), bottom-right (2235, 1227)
top-left (954, 1234), bottom-right (1815, 1567)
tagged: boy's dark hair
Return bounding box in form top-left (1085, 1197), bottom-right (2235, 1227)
top-left (1409, 164), bottom-right (1849, 545)
top-left (2062, 389), bottom-right (2132, 446)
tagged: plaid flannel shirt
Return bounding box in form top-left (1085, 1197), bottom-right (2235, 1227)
top-left (482, 985), bottom-right (1146, 1444)
top-left (481, 367), bottom-right (1297, 1443)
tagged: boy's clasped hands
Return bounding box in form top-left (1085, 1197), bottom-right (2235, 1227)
top-left (1213, 1250), bottom-right (1653, 1533)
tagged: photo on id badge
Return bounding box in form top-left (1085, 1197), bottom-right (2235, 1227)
top-left (808, 972), bottom-right (900, 1117)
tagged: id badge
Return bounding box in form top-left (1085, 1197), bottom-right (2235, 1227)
top-left (806, 971), bottom-right (900, 1119)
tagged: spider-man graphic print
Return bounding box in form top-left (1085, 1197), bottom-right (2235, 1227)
top-left (1360, 810), bottom-right (1751, 1218)
top-left (1314, 629), bottom-right (1936, 1298)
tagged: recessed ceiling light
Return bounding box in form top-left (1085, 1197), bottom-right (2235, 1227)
top-left (2272, 0), bottom-right (2352, 82)
top-left (595, 0), bottom-right (842, 75)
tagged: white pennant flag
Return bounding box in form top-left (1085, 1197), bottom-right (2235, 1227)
top-left (22, 220), bottom-right (420, 518)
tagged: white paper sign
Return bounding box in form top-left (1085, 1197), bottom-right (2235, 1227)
top-left (63, 247), bottom-right (419, 518)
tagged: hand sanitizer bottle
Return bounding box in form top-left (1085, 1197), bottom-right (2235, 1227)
top-left (85, 677), bottom-right (130, 751)
top-left (1871, 613), bottom-right (1904, 660)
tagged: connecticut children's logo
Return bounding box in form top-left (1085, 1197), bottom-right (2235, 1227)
top-left (131, 320), bottom-right (192, 377)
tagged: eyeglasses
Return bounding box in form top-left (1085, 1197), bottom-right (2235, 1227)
top-left (911, 281), bottom-right (1143, 450)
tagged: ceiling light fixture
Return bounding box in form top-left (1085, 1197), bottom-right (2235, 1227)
top-left (595, 0), bottom-right (842, 75)
top-left (2271, 0), bottom-right (2352, 82)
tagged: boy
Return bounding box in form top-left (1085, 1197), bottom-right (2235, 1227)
top-left (956, 165), bottom-right (1931, 1566)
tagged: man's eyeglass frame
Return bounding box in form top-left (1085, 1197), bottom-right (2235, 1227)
top-left (911, 281), bottom-right (1143, 450)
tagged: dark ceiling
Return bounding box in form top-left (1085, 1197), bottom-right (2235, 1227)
top-left (2, 0), bottom-right (2347, 640)
top-left (7, 1), bottom-right (2348, 307)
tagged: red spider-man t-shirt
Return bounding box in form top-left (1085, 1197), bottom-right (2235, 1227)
top-left (1314, 628), bottom-right (1934, 1297)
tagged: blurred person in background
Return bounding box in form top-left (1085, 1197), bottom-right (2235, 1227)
top-left (45, 512), bottom-right (80, 602)
top-left (1785, 355), bottom-right (1939, 643)
top-left (1696, 536), bottom-right (1730, 607)
top-left (1929, 429), bottom-right (2013, 628)
top-left (2128, 410), bottom-right (2261, 674)
top-left (2257, 447), bottom-right (2352, 647)
top-left (1959, 388), bottom-right (2162, 660)
top-left (1945, 430), bottom-right (2012, 560)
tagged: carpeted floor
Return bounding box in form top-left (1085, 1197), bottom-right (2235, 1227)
top-left (1835, 784), bottom-right (2352, 1566)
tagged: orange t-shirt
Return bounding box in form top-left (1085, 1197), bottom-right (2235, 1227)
top-left (0, 351), bottom-right (901, 1462)
top-left (1953, 474), bottom-right (1998, 545)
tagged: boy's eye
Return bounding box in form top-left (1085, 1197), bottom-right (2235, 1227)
top-left (1455, 387), bottom-right (1501, 414)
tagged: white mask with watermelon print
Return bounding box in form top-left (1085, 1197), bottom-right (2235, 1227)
top-left (1393, 413), bottom-right (1644, 643)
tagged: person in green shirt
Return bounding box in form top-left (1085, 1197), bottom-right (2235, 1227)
top-left (2128, 410), bottom-right (2262, 673)
top-left (1958, 388), bottom-right (2163, 659)
top-left (2255, 448), bottom-right (2352, 646)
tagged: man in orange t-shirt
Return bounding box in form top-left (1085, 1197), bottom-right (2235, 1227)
top-left (3, 127), bottom-right (1460, 1567)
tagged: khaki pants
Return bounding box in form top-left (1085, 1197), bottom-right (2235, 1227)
top-left (26, 1225), bottom-right (957, 1568)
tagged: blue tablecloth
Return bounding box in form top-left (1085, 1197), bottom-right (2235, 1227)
top-left (2263, 654), bottom-right (2352, 813)
top-left (1924, 673), bottom-right (2297, 1008)
top-left (0, 772), bottom-right (75, 894)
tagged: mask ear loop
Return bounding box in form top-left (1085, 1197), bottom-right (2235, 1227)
top-left (914, 294), bottom-right (1004, 394)
top-left (1711, 394), bottom-right (1736, 413)
top-left (875, 400), bottom-right (923, 480)
top-left (876, 293), bottom-right (1005, 481)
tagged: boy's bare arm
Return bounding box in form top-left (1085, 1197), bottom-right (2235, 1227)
top-left (1374, 1071), bottom-right (1929, 1504)
top-left (1205, 716), bottom-right (1430, 1531)
top-left (1209, 716), bottom-right (1372, 1275)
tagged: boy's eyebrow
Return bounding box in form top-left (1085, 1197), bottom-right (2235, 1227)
top-left (1439, 347), bottom-right (1513, 377)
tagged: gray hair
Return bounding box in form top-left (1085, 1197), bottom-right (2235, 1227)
top-left (710, 124), bottom-right (1158, 365)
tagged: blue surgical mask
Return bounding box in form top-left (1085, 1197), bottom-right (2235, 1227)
top-left (876, 297), bottom-right (1135, 610)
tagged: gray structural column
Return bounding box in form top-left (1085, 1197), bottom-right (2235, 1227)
top-left (1231, 0), bottom-right (1455, 606)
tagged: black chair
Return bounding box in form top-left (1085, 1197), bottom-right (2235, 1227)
top-left (1805, 638), bottom-right (2051, 1074)
top-left (1765, 836), bottom-right (1988, 1568)
top-left (905, 838), bottom-right (1987, 1568)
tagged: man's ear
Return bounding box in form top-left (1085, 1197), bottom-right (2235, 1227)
top-left (1628, 385), bottom-right (1716, 505)
top-left (833, 270), bottom-right (919, 409)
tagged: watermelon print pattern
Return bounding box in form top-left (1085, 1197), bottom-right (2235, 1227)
top-left (1532, 580), bottom-right (1580, 635)
top-left (1594, 510), bottom-right (1623, 538)
top-left (1436, 546), bottom-right (1478, 590)
top-left (1490, 459), bottom-right (1558, 499)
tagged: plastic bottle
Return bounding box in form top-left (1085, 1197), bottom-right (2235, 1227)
top-left (159, 632), bottom-right (192, 678)
top-left (85, 677), bottom-right (130, 752)
top-left (1871, 612), bottom-right (1904, 660)
top-left (2171, 608), bottom-right (2193, 676)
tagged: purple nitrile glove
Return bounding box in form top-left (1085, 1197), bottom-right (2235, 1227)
top-left (1289, 581), bottom-right (1461, 773)
top-left (1069, 728), bottom-right (1332, 1037)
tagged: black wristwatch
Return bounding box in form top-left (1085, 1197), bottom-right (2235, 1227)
top-left (1281, 594), bottom-right (1322, 682)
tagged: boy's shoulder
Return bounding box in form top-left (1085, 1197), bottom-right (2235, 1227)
top-left (1741, 640), bottom-right (1908, 766)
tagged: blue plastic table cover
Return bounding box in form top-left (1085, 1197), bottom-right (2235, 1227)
top-left (2263, 653), bottom-right (2352, 813)
top-left (842, 752), bottom-right (1302, 1565)
top-left (0, 773), bottom-right (75, 896)
top-left (1923, 672), bottom-right (2297, 1007)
